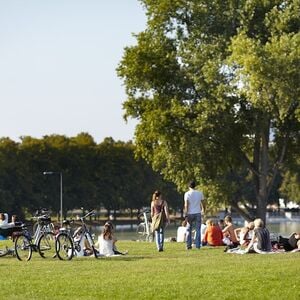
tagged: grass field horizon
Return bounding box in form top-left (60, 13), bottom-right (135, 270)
top-left (0, 241), bottom-right (299, 299)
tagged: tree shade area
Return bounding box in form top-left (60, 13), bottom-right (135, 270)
top-left (0, 133), bottom-right (181, 219)
top-left (117, 0), bottom-right (300, 222)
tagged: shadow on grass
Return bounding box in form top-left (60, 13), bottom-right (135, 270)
top-left (97, 255), bottom-right (157, 262)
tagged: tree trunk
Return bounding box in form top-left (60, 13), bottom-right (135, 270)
top-left (256, 117), bottom-right (270, 225)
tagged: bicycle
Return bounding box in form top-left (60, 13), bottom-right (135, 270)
top-left (14, 224), bottom-right (35, 261)
top-left (0, 224), bottom-right (23, 257)
top-left (31, 210), bottom-right (56, 259)
top-left (136, 210), bottom-right (153, 242)
top-left (55, 210), bottom-right (98, 260)
top-left (14, 211), bottom-right (56, 261)
top-left (31, 208), bottom-right (55, 237)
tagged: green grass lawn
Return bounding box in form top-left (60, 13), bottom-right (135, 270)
top-left (0, 241), bottom-right (299, 300)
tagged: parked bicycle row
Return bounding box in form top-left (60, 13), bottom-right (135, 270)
top-left (0, 209), bottom-right (101, 261)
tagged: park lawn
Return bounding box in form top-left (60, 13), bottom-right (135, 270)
top-left (0, 241), bottom-right (299, 300)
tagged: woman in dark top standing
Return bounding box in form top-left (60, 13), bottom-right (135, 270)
top-left (151, 190), bottom-right (170, 252)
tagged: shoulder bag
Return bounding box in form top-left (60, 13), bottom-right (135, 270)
top-left (151, 201), bottom-right (166, 231)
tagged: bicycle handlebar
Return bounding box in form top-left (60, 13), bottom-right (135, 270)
top-left (138, 210), bottom-right (151, 218)
top-left (81, 210), bottom-right (95, 220)
top-left (33, 214), bottom-right (50, 220)
top-left (34, 208), bottom-right (50, 216)
top-left (62, 219), bottom-right (74, 226)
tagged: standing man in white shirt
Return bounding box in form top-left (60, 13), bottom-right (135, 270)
top-left (184, 180), bottom-right (205, 250)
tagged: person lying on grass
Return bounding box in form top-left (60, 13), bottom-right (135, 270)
top-left (279, 232), bottom-right (300, 252)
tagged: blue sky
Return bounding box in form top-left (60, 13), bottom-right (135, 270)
top-left (0, 0), bottom-right (146, 143)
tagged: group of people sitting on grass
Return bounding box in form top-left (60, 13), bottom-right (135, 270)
top-left (177, 214), bottom-right (300, 254)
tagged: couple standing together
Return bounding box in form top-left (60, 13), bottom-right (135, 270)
top-left (151, 180), bottom-right (205, 251)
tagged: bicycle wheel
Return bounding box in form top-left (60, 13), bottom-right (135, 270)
top-left (37, 232), bottom-right (56, 259)
top-left (0, 247), bottom-right (9, 257)
top-left (85, 232), bottom-right (98, 258)
top-left (136, 223), bottom-right (146, 241)
top-left (15, 234), bottom-right (32, 261)
top-left (147, 232), bottom-right (154, 242)
top-left (55, 233), bottom-right (74, 261)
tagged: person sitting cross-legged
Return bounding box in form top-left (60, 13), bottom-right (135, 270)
top-left (245, 218), bottom-right (272, 254)
top-left (202, 219), bottom-right (224, 246)
top-left (222, 215), bottom-right (239, 250)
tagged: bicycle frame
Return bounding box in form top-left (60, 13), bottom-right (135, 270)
top-left (73, 211), bottom-right (96, 256)
top-left (55, 210), bottom-right (98, 260)
top-left (137, 210), bottom-right (153, 242)
top-left (32, 215), bottom-right (54, 245)
top-left (142, 211), bottom-right (151, 237)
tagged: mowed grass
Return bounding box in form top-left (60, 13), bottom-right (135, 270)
top-left (0, 241), bottom-right (299, 300)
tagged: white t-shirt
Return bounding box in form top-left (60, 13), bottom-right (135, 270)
top-left (184, 189), bottom-right (204, 214)
top-left (177, 226), bottom-right (188, 242)
top-left (98, 235), bottom-right (114, 256)
top-left (0, 213), bottom-right (9, 228)
top-left (201, 223), bottom-right (207, 236)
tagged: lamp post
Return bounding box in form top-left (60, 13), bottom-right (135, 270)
top-left (43, 171), bottom-right (63, 227)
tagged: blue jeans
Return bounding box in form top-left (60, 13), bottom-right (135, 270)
top-left (186, 213), bottom-right (201, 249)
top-left (154, 227), bottom-right (164, 250)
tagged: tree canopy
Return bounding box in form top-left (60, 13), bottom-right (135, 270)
top-left (0, 134), bottom-right (181, 219)
top-left (117, 0), bottom-right (300, 222)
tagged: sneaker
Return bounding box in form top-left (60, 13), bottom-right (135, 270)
top-left (186, 246), bottom-right (192, 250)
top-left (158, 248), bottom-right (163, 252)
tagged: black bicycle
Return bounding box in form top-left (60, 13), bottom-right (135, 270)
top-left (14, 224), bottom-right (35, 261)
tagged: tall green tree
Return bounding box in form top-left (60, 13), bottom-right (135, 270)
top-left (0, 133), bottom-right (181, 219)
top-left (118, 0), bottom-right (300, 222)
top-left (0, 138), bottom-right (21, 216)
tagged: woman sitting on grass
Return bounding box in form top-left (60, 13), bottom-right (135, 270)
top-left (234, 221), bottom-right (254, 248)
top-left (97, 222), bottom-right (127, 256)
top-left (245, 218), bottom-right (272, 253)
top-left (202, 219), bottom-right (224, 246)
top-left (97, 222), bottom-right (116, 256)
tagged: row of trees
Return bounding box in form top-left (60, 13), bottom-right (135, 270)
top-left (1, 2), bottom-right (299, 223)
top-left (118, 0), bottom-right (300, 222)
top-left (0, 133), bottom-right (182, 220)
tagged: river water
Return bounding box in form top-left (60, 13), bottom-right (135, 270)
top-left (91, 220), bottom-right (299, 241)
